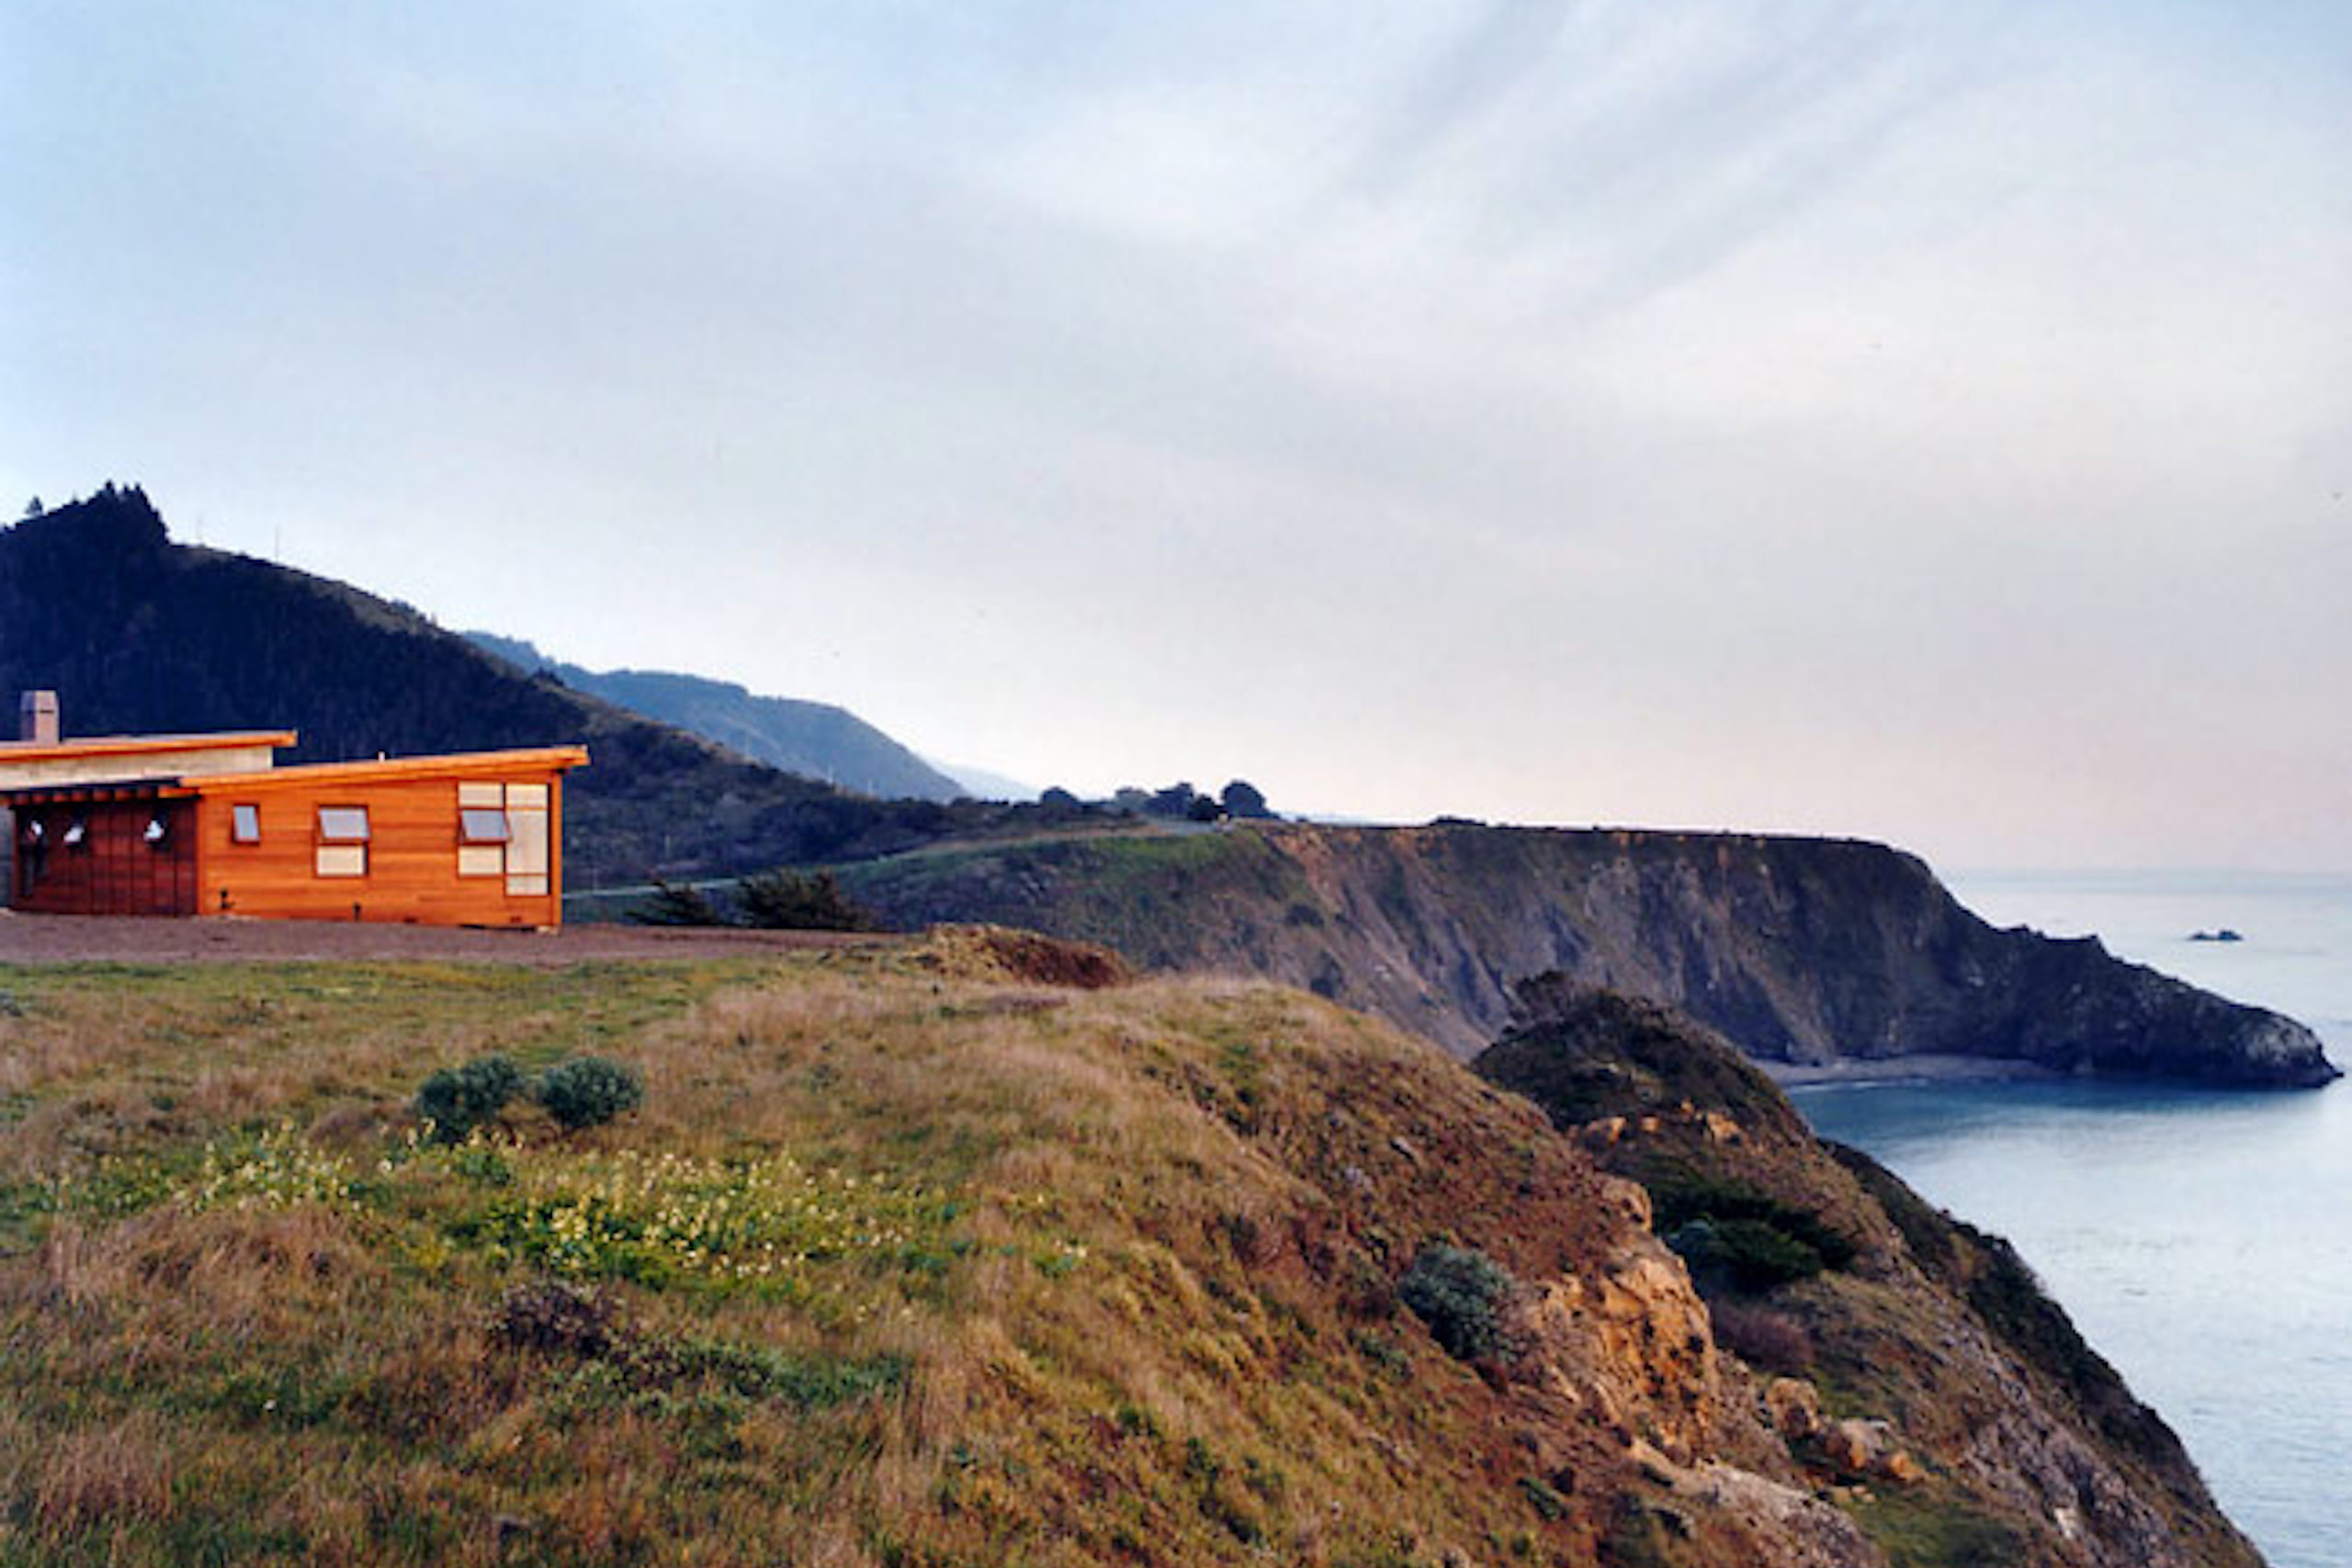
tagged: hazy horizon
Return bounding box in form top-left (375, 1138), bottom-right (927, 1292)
top-left (6, 4), bottom-right (2346, 874)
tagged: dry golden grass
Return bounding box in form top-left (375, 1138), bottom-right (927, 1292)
top-left (28, 1411), bottom-right (175, 1533)
top-left (0, 940), bottom-right (1649, 1566)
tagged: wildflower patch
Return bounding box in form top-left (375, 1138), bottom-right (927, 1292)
top-left (46, 1123), bottom-right (357, 1220)
top-left (446, 1147), bottom-right (947, 1292)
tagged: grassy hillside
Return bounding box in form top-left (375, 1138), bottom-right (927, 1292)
top-left (0, 942), bottom-right (2258, 1567)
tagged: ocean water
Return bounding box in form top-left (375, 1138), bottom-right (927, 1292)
top-left (1792, 871), bottom-right (2352, 1568)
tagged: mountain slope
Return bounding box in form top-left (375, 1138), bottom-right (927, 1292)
top-left (465, 632), bottom-right (969, 802)
top-left (0, 488), bottom-right (1046, 885)
top-left (839, 820), bottom-right (2337, 1086)
top-left (0, 937), bottom-right (2263, 1566)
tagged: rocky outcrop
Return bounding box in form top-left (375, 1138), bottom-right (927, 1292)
top-left (844, 821), bottom-right (2338, 1085)
top-left (1476, 979), bottom-right (2267, 1568)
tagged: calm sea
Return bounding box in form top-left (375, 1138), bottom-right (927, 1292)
top-left (1793, 871), bottom-right (2352, 1568)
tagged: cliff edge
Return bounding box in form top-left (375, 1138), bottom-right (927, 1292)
top-left (843, 821), bottom-right (2337, 1087)
top-left (1476, 976), bottom-right (2266, 1568)
top-left (0, 940), bottom-right (2265, 1565)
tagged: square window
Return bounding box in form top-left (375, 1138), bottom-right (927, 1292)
top-left (232, 804), bottom-right (261, 843)
top-left (460, 807), bottom-right (510, 843)
top-left (62, 818), bottom-right (86, 849)
top-left (317, 806), bottom-right (370, 842)
top-left (315, 844), bottom-right (367, 878)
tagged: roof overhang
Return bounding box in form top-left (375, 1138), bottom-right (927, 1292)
top-left (0, 731), bottom-right (297, 765)
top-left (4, 778), bottom-right (195, 806)
top-left (188, 746), bottom-right (590, 792)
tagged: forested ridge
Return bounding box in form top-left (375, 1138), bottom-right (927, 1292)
top-left (0, 488), bottom-right (1042, 885)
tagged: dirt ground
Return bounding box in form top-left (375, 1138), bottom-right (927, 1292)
top-left (0, 910), bottom-right (885, 965)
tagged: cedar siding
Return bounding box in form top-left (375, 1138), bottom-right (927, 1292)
top-left (194, 750), bottom-right (581, 928)
top-left (4, 736), bottom-right (584, 927)
top-left (10, 793), bottom-right (198, 917)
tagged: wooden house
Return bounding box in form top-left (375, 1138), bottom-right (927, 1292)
top-left (0, 692), bottom-right (586, 926)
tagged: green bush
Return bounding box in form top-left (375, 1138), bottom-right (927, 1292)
top-left (1397, 1244), bottom-right (1516, 1361)
top-left (537, 1057), bottom-right (644, 1131)
top-left (628, 877), bottom-right (727, 927)
top-left (1666, 1216), bottom-right (1827, 1293)
top-left (1650, 1176), bottom-right (1856, 1293)
top-left (414, 1055), bottom-right (522, 1143)
top-left (734, 868), bottom-right (877, 931)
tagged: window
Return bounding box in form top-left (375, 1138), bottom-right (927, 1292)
top-left (505, 784), bottom-right (548, 896)
top-left (455, 782), bottom-right (548, 892)
top-left (318, 807), bottom-right (370, 841)
top-left (458, 807), bottom-right (508, 878)
top-left (316, 805), bottom-right (369, 878)
top-left (143, 814), bottom-right (169, 846)
top-left (232, 804), bottom-right (261, 843)
top-left (62, 817), bottom-right (86, 849)
top-left (460, 807), bottom-right (510, 843)
top-left (458, 783), bottom-right (506, 877)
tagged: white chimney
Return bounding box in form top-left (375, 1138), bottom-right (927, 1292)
top-left (18, 691), bottom-right (59, 745)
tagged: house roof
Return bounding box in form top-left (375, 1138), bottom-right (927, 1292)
top-left (0, 730), bottom-right (296, 765)
top-left (188, 746), bottom-right (590, 792)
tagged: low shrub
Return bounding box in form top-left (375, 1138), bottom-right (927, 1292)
top-left (1652, 1176), bottom-right (1856, 1293)
top-left (1667, 1216), bottom-right (1826, 1294)
top-left (492, 1278), bottom-right (622, 1359)
top-left (537, 1056), bottom-right (644, 1132)
top-left (734, 868), bottom-right (877, 931)
top-left (414, 1055), bottom-right (522, 1144)
top-left (1397, 1243), bottom-right (1516, 1361)
top-left (1708, 1299), bottom-right (1815, 1372)
top-left (628, 878), bottom-right (727, 927)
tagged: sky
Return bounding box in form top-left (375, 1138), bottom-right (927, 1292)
top-left (5, 1), bottom-right (2348, 873)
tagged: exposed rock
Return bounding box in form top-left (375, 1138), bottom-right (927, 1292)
top-left (1476, 983), bottom-right (2268, 1568)
top-left (1669, 1461), bottom-right (1884, 1568)
top-left (1818, 1418), bottom-right (1923, 1486)
top-left (1764, 1377), bottom-right (1823, 1441)
top-left (1510, 1243), bottom-right (1722, 1462)
top-left (847, 821), bottom-right (2337, 1086)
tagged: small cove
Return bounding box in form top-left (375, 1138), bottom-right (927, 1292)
top-left (1793, 871), bottom-right (2352, 1567)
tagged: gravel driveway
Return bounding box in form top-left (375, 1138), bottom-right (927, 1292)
top-left (0, 911), bottom-right (882, 965)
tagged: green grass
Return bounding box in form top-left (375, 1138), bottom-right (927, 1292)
top-left (0, 941), bottom-right (2234, 1568)
top-left (1849, 1492), bottom-right (2028, 1568)
top-left (0, 944), bottom-right (1650, 1567)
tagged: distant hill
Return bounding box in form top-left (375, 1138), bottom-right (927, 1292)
top-left (464, 632), bottom-right (968, 802)
top-left (928, 757), bottom-right (1036, 803)
top-left (0, 486), bottom-right (1060, 886)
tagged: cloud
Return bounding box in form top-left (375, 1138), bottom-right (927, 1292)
top-left (5, 1), bottom-right (2350, 869)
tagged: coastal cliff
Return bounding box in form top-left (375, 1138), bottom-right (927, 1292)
top-left (0, 937), bottom-right (2265, 1565)
top-left (1476, 977), bottom-right (2265, 1568)
top-left (842, 821), bottom-right (2337, 1087)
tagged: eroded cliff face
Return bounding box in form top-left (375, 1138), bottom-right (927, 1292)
top-left (845, 822), bottom-right (2337, 1085)
top-left (1476, 979), bottom-right (2267, 1568)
